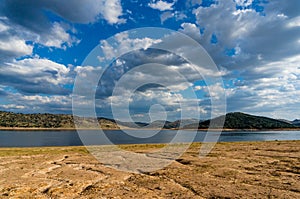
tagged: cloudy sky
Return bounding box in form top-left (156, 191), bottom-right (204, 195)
top-left (0, 0), bottom-right (299, 121)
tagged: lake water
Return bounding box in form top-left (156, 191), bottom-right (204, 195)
top-left (0, 130), bottom-right (299, 147)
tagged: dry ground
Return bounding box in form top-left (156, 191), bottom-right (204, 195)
top-left (0, 141), bottom-right (299, 198)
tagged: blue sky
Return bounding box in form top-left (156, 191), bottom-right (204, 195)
top-left (0, 0), bottom-right (299, 121)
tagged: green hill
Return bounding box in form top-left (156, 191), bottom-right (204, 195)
top-left (185, 112), bottom-right (297, 129)
top-left (0, 111), bottom-right (298, 130)
top-left (0, 111), bottom-right (74, 128)
top-left (0, 111), bottom-right (120, 129)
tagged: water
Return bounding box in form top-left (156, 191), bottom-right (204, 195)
top-left (0, 130), bottom-right (299, 147)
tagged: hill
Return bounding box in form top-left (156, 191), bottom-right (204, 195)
top-left (163, 119), bottom-right (201, 129)
top-left (0, 111), bottom-right (120, 129)
top-left (292, 119), bottom-right (300, 127)
top-left (184, 112), bottom-right (297, 130)
top-left (118, 119), bottom-right (201, 129)
top-left (0, 111), bottom-right (298, 130)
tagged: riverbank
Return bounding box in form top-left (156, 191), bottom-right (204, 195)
top-left (0, 141), bottom-right (299, 198)
top-left (1, 127), bottom-right (300, 131)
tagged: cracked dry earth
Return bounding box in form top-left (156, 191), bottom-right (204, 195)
top-left (0, 141), bottom-right (299, 198)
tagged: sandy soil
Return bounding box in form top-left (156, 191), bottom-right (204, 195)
top-left (0, 141), bottom-right (299, 198)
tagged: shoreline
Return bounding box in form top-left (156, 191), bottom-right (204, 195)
top-left (0, 139), bottom-right (298, 150)
top-left (1, 127), bottom-right (300, 131)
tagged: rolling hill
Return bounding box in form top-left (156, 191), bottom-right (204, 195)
top-left (0, 111), bottom-right (298, 130)
top-left (0, 111), bottom-right (120, 129)
top-left (184, 112), bottom-right (297, 130)
top-left (292, 119), bottom-right (300, 127)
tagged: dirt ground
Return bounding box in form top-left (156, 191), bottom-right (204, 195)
top-left (0, 141), bottom-right (299, 198)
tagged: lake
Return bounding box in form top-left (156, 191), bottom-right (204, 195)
top-left (0, 130), bottom-right (299, 147)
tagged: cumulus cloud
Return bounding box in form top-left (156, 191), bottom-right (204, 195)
top-left (0, 58), bottom-right (73, 95)
top-left (1, 0), bottom-right (125, 26)
top-left (0, 19), bottom-right (76, 59)
top-left (179, 23), bottom-right (201, 41)
top-left (38, 22), bottom-right (78, 49)
top-left (1, 0), bottom-right (299, 121)
top-left (0, 0), bottom-right (126, 114)
top-left (14, 93), bottom-right (72, 113)
top-left (92, 49), bottom-right (220, 120)
top-left (192, 0), bottom-right (300, 69)
top-left (94, 29), bottom-right (222, 99)
top-left (84, 28), bottom-right (227, 120)
top-left (0, 19), bottom-right (33, 62)
top-left (0, 36), bottom-right (33, 59)
top-left (160, 10), bottom-right (187, 24)
top-left (99, 32), bottom-right (162, 61)
top-left (160, 11), bottom-right (174, 24)
top-left (0, 0), bottom-right (125, 52)
top-left (0, 104), bottom-right (25, 110)
top-left (99, 0), bottom-right (126, 24)
top-left (234, 0), bottom-right (253, 7)
top-left (175, 0), bottom-right (299, 118)
top-left (219, 53), bottom-right (300, 119)
top-left (148, 0), bottom-right (175, 11)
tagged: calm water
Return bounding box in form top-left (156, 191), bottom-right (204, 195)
top-left (0, 130), bottom-right (299, 147)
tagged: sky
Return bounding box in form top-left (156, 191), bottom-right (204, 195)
top-left (0, 0), bottom-right (299, 122)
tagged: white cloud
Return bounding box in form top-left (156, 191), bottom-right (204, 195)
top-left (0, 89), bottom-right (73, 113)
top-left (111, 63), bottom-right (196, 92)
top-left (4, 58), bottom-right (70, 84)
top-left (1, 104), bottom-right (25, 109)
top-left (2, 0), bottom-right (125, 25)
top-left (196, 83), bottom-right (225, 100)
top-left (107, 88), bottom-right (187, 121)
top-left (0, 0), bottom-right (125, 53)
top-left (148, 0), bottom-right (175, 11)
top-left (234, 0), bottom-right (253, 7)
top-left (187, 0), bottom-right (202, 7)
top-left (192, 0), bottom-right (300, 70)
top-left (178, 0), bottom-right (300, 119)
top-left (99, 0), bottom-right (126, 24)
top-left (287, 16), bottom-right (300, 28)
top-left (160, 11), bottom-right (187, 24)
top-left (179, 23), bottom-right (201, 41)
top-left (0, 22), bottom-right (9, 32)
top-left (160, 11), bottom-right (174, 24)
top-left (0, 58), bottom-right (73, 95)
top-left (0, 0), bottom-right (299, 121)
top-left (38, 22), bottom-right (77, 49)
top-left (0, 36), bottom-right (33, 58)
top-left (21, 94), bottom-right (70, 105)
top-left (225, 54), bottom-right (300, 120)
top-left (99, 32), bottom-right (162, 60)
top-left (0, 20), bottom-right (33, 60)
top-left (0, 20), bottom-right (76, 57)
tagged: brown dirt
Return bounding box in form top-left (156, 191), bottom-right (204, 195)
top-left (0, 141), bottom-right (299, 198)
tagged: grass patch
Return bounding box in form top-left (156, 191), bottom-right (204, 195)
top-left (0, 146), bottom-right (88, 157)
top-left (118, 143), bottom-right (167, 151)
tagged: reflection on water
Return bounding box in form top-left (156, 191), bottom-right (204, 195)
top-left (0, 130), bottom-right (299, 147)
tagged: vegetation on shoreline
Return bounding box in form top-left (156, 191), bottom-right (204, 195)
top-left (187, 112), bottom-right (298, 130)
top-left (0, 111), bottom-right (119, 129)
top-left (0, 111), bottom-right (299, 130)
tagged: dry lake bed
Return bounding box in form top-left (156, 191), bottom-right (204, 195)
top-left (0, 141), bottom-right (299, 198)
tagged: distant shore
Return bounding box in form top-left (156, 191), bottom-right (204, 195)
top-left (0, 127), bottom-right (299, 131)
